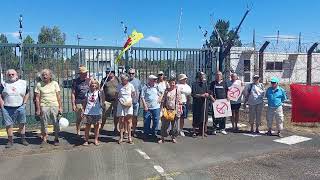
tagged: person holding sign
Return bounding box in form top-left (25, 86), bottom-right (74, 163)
top-left (191, 72), bottom-right (209, 137)
top-left (209, 71), bottom-right (229, 135)
top-left (243, 75), bottom-right (265, 134)
top-left (227, 73), bottom-right (243, 132)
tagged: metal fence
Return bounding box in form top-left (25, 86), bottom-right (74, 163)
top-left (0, 43), bottom-right (219, 125)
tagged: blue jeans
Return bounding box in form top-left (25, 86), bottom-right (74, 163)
top-left (2, 105), bottom-right (27, 127)
top-left (143, 108), bottom-right (160, 135)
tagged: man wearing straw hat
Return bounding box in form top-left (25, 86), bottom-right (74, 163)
top-left (100, 68), bottom-right (120, 134)
top-left (71, 65), bottom-right (90, 137)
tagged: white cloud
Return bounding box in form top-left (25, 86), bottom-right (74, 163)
top-left (144, 36), bottom-right (163, 44)
top-left (6, 32), bottom-right (20, 40)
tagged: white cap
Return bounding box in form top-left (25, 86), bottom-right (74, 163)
top-left (158, 71), bottom-right (164, 75)
top-left (178, 74), bottom-right (188, 81)
top-left (148, 75), bottom-right (158, 79)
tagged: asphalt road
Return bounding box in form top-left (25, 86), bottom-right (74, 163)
top-left (0, 120), bottom-right (318, 180)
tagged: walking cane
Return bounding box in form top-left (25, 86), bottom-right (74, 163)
top-left (202, 97), bottom-right (207, 139)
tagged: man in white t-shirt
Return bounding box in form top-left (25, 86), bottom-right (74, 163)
top-left (176, 74), bottom-right (191, 136)
top-left (0, 69), bottom-right (29, 148)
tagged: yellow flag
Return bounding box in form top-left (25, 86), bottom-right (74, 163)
top-left (115, 30), bottom-right (144, 64)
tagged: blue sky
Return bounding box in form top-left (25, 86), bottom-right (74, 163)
top-left (1, 0), bottom-right (320, 48)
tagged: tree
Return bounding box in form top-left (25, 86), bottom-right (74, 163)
top-left (0, 34), bottom-right (8, 43)
top-left (23, 35), bottom-right (35, 44)
top-left (38, 26), bottom-right (66, 45)
top-left (0, 34), bottom-right (19, 70)
top-left (207, 19), bottom-right (242, 48)
top-left (37, 26), bottom-right (66, 70)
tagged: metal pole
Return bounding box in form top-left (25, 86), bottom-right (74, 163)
top-left (258, 41), bottom-right (270, 83)
top-left (18, 14), bottom-right (23, 77)
top-left (307, 43), bottom-right (318, 85)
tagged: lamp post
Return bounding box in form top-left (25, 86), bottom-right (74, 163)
top-left (18, 14), bottom-right (23, 77)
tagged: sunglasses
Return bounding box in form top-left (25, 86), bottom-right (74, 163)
top-left (129, 73), bottom-right (135, 75)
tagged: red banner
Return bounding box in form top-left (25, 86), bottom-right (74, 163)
top-left (290, 84), bottom-right (320, 122)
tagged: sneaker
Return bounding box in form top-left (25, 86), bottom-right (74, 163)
top-left (265, 131), bottom-right (272, 136)
top-left (21, 139), bottom-right (29, 146)
top-left (54, 139), bottom-right (60, 146)
top-left (212, 130), bottom-right (217, 135)
top-left (5, 142), bottom-right (13, 149)
top-left (221, 130), bottom-right (228, 135)
top-left (277, 132), bottom-right (283, 138)
top-left (180, 131), bottom-right (185, 137)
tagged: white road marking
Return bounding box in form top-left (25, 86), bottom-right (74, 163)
top-left (273, 135), bottom-right (312, 145)
top-left (135, 149), bottom-right (151, 160)
top-left (243, 133), bottom-right (261, 137)
top-left (153, 165), bottom-right (173, 180)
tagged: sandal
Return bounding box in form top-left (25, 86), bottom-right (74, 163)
top-left (118, 139), bottom-right (123, 144)
top-left (128, 138), bottom-right (134, 144)
top-left (83, 141), bottom-right (89, 146)
top-left (158, 139), bottom-right (164, 144)
top-left (94, 141), bottom-right (100, 146)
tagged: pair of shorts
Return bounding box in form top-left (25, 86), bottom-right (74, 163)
top-left (40, 106), bottom-right (59, 134)
top-left (84, 115), bottom-right (102, 124)
top-left (231, 103), bottom-right (241, 111)
top-left (75, 104), bottom-right (84, 122)
top-left (1, 105), bottom-right (27, 126)
top-left (181, 104), bottom-right (189, 119)
top-left (116, 102), bottom-right (133, 117)
top-left (132, 103), bottom-right (140, 117)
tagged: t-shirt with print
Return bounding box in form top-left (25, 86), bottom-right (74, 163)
top-left (84, 90), bottom-right (102, 115)
top-left (0, 79), bottom-right (29, 107)
top-left (117, 83), bottom-right (135, 105)
top-left (129, 78), bottom-right (141, 104)
top-left (176, 83), bottom-right (191, 104)
top-left (72, 77), bottom-right (90, 104)
top-left (101, 77), bottom-right (120, 102)
top-left (35, 81), bottom-right (60, 107)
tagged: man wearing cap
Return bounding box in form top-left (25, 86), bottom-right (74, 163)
top-left (191, 71), bottom-right (209, 137)
top-left (157, 71), bottom-right (168, 94)
top-left (265, 77), bottom-right (287, 137)
top-left (100, 68), bottom-right (120, 134)
top-left (177, 74), bottom-right (191, 136)
top-left (128, 68), bottom-right (142, 137)
top-left (0, 69), bottom-right (29, 148)
top-left (71, 65), bottom-right (90, 136)
top-left (141, 75), bottom-right (162, 139)
top-left (243, 75), bottom-right (265, 133)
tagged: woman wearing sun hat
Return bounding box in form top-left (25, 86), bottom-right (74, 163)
top-left (176, 74), bottom-right (191, 136)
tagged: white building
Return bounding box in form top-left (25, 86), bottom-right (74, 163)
top-left (229, 47), bottom-right (320, 84)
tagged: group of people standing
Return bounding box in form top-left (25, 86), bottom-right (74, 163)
top-left (0, 65), bottom-right (287, 148)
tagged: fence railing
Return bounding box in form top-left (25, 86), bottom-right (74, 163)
top-left (0, 43), bottom-right (219, 124)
